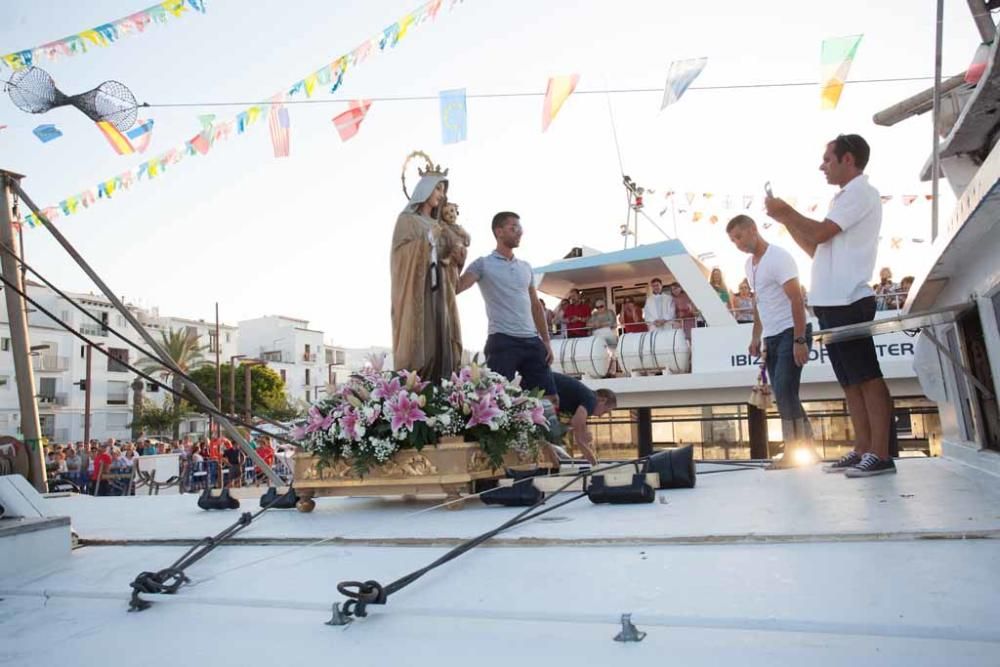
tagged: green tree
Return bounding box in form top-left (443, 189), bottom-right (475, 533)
top-left (128, 398), bottom-right (189, 436)
top-left (139, 328), bottom-right (208, 441)
top-left (186, 363), bottom-right (299, 421)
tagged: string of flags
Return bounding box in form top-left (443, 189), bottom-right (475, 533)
top-left (1, 0), bottom-right (207, 71)
top-left (20, 0), bottom-right (465, 228)
top-left (820, 35), bottom-right (863, 110)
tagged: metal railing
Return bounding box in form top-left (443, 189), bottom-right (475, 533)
top-left (32, 354), bottom-right (69, 372)
top-left (79, 323), bottom-right (107, 337)
top-left (37, 393), bottom-right (69, 406)
top-left (303, 352), bottom-right (317, 362)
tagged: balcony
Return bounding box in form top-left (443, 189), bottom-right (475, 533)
top-left (37, 393), bottom-right (69, 407)
top-left (32, 355), bottom-right (69, 372)
top-left (303, 352), bottom-right (317, 362)
top-left (261, 350), bottom-right (287, 363)
top-left (79, 324), bottom-right (107, 337)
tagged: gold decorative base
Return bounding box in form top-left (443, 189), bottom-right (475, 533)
top-left (292, 439), bottom-right (542, 511)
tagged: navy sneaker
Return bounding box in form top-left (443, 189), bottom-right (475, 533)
top-left (822, 450), bottom-right (861, 473)
top-left (844, 453), bottom-right (897, 478)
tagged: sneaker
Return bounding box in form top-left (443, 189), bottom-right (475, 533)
top-left (822, 451), bottom-right (861, 473)
top-left (844, 453), bottom-right (897, 478)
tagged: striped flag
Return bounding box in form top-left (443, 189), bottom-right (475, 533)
top-left (125, 119), bottom-right (154, 153)
top-left (268, 103), bottom-right (290, 157)
top-left (661, 57), bottom-right (708, 110)
top-left (820, 35), bottom-right (863, 110)
top-left (96, 120), bottom-right (134, 154)
top-left (332, 100), bottom-right (371, 141)
top-left (542, 74), bottom-right (579, 132)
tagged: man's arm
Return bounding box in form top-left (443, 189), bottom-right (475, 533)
top-left (764, 198), bottom-right (842, 257)
top-left (528, 284), bottom-right (551, 345)
top-left (749, 301), bottom-right (763, 358)
top-left (456, 269), bottom-right (479, 294)
top-left (783, 277), bottom-right (809, 366)
top-left (570, 406), bottom-right (597, 464)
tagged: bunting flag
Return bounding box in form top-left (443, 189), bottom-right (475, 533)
top-left (0, 124), bottom-right (7, 132)
top-left (96, 120), bottom-right (135, 155)
top-left (902, 195), bottom-right (918, 206)
top-left (966, 42), bottom-right (991, 85)
top-left (439, 88), bottom-right (467, 144)
top-left (542, 74), bottom-right (579, 132)
top-left (685, 192), bottom-right (697, 205)
top-left (890, 237), bottom-right (903, 249)
top-left (1, 0), bottom-right (207, 71)
top-left (268, 100), bottom-right (291, 157)
top-left (692, 212), bottom-right (703, 222)
top-left (32, 124), bottom-right (62, 143)
top-left (880, 195), bottom-right (893, 203)
top-left (820, 34), bottom-right (863, 109)
top-left (22, 0), bottom-right (464, 229)
top-left (660, 57), bottom-right (708, 110)
top-left (742, 195), bottom-right (753, 210)
top-left (126, 119), bottom-right (155, 153)
top-left (333, 100), bottom-right (372, 141)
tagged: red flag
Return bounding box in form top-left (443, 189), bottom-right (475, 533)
top-left (332, 100), bottom-right (371, 141)
top-left (189, 133), bottom-right (211, 155)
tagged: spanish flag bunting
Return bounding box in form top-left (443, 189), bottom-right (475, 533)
top-left (542, 74), bottom-right (579, 132)
top-left (96, 120), bottom-right (134, 155)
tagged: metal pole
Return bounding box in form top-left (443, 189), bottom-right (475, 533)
top-left (931, 0), bottom-right (944, 242)
top-left (244, 364), bottom-right (253, 423)
top-left (229, 359), bottom-right (237, 417)
top-left (11, 182), bottom-right (283, 486)
top-left (0, 171), bottom-right (45, 492)
top-left (214, 302), bottom-right (221, 437)
top-left (84, 344), bottom-right (92, 446)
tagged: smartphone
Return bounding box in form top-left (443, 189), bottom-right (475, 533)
top-left (764, 181), bottom-right (774, 198)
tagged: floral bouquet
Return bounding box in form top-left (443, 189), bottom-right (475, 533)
top-left (294, 362), bottom-right (548, 475)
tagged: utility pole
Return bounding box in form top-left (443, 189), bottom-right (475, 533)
top-left (84, 344), bottom-right (92, 446)
top-left (0, 170), bottom-right (45, 492)
top-left (213, 302), bottom-right (221, 437)
top-left (230, 354), bottom-right (245, 417)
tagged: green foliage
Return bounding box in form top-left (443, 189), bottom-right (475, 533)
top-left (128, 399), bottom-right (188, 435)
top-left (185, 363), bottom-right (299, 419)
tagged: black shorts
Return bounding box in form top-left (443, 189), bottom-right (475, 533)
top-left (484, 333), bottom-right (557, 396)
top-left (813, 296), bottom-right (883, 387)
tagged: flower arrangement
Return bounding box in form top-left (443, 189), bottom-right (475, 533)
top-left (294, 362), bottom-right (549, 475)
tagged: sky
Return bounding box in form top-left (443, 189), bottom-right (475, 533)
top-left (0, 0), bottom-right (985, 351)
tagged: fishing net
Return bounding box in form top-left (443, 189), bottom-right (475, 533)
top-left (5, 66), bottom-right (138, 132)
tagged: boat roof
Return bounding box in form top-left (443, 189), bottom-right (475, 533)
top-left (534, 240), bottom-right (692, 294)
top-left (3, 459), bottom-right (1000, 664)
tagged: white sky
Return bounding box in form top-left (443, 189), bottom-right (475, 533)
top-left (0, 0), bottom-right (984, 350)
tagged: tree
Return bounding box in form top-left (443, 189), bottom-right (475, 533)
top-left (186, 363), bottom-right (300, 421)
top-left (128, 399), bottom-right (189, 436)
top-left (139, 328), bottom-right (208, 441)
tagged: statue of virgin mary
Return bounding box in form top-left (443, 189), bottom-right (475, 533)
top-left (390, 166), bottom-right (460, 380)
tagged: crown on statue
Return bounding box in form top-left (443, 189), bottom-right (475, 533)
top-left (418, 162), bottom-right (449, 177)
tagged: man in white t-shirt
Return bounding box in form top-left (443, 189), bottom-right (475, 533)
top-left (643, 278), bottom-right (675, 330)
top-left (765, 134), bottom-right (895, 478)
top-left (727, 215), bottom-right (813, 468)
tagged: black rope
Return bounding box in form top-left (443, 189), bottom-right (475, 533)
top-left (333, 457), bottom-right (650, 619)
top-left (0, 270), bottom-right (300, 449)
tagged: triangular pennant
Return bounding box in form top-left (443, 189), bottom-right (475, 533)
top-left (685, 192), bottom-right (697, 205)
top-left (542, 74), bottom-right (579, 132)
top-left (880, 195), bottom-right (893, 204)
top-left (890, 237), bottom-right (903, 249)
top-left (820, 34), bottom-right (863, 109)
top-left (125, 119), bottom-right (154, 153)
top-left (692, 211), bottom-right (703, 222)
top-left (902, 195), bottom-right (918, 206)
top-left (743, 195), bottom-right (753, 210)
top-left (660, 57), bottom-right (708, 110)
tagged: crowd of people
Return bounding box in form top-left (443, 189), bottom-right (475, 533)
top-left (538, 262), bottom-right (912, 345)
top-left (44, 433), bottom-right (287, 495)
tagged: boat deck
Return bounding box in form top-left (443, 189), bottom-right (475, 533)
top-left (3, 457), bottom-right (1000, 665)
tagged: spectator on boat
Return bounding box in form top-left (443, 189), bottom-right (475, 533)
top-left (875, 267), bottom-right (898, 311)
top-left (540, 298), bottom-right (556, 337)
top-left (643, 278), bottom-right (675, 331)
top-left (552, 298), bottom-right (569, 338)
top-left (728, 214), bottom-right (815, 468)
top-left (563, 290), bottom-right (591, 338)
top-left (620, 296), bottom-right (647, 333)
top-left (710, 268), bottom-right (733, 309)
top-left (552, 372), bottom-right (618, 465)
top-left (457, 211), bottom-right (557, 405)
top-left (732, 280), bottom-right (755, 323)
top-left (670, 283), bottom-right (697, 340)
top-left (587, 299), bottom-right (618, 346)
top-left (765, 133), bottom-right (894, 477)
top-left (898, 275), bottom-right (914, 308)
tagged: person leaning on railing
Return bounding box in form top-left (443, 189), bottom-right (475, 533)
top-left (731, 279), bottom-right (755, 323)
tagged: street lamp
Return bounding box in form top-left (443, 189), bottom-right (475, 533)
top-left (242, 359), bottom-right (265, 423)
top-left (229, 354), bottom-right (246, 417)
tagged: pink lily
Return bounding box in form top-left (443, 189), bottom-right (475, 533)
top-left (372, 376), bottom-right (402, 401)
top-left (386, 392), bottom-right (427, 433)
top-left (468, 395), bottom-right (503, 430)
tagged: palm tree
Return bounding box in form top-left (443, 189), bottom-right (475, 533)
top-left (139, 328), bottom-right (208, 441)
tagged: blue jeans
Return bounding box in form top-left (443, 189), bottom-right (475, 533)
top-left (763, 325), bottom-right (811, 421)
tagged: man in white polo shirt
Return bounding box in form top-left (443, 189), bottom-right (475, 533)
top-left (726, 215), bottom-right (813, 468)
top-left (765, 134), bottom-right (894, 478)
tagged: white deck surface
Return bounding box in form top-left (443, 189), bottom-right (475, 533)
top-left (3, 458), bottom-right (1000, 665)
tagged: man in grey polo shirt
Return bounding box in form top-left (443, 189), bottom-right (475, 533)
top-left (457, 211), bottom-right (557, 399)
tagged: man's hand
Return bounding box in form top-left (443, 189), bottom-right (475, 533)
top-left (574, 430), bottom-right (598, 465)
top-left (764, 195), bottom-right (793, 222)
top-left (794, 342), bottom-right (809, 367)
top-left (749, 337), bottom-right (762, 358)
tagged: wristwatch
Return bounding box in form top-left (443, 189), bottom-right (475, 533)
top-left (794, 336), bottom-right (809, 345)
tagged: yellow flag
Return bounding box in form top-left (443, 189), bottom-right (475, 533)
top-left (542, 74), bottom-right (580, 132)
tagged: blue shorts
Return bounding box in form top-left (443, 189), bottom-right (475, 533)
top-left (484, 333), bottom-right (557, 396)
top-left (814, 296), bottom-right (883, 387)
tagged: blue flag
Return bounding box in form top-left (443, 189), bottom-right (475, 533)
top-left (439, 88), bottom-right (467, 145)
top-left (33, 124), bottom-right (63, 143)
